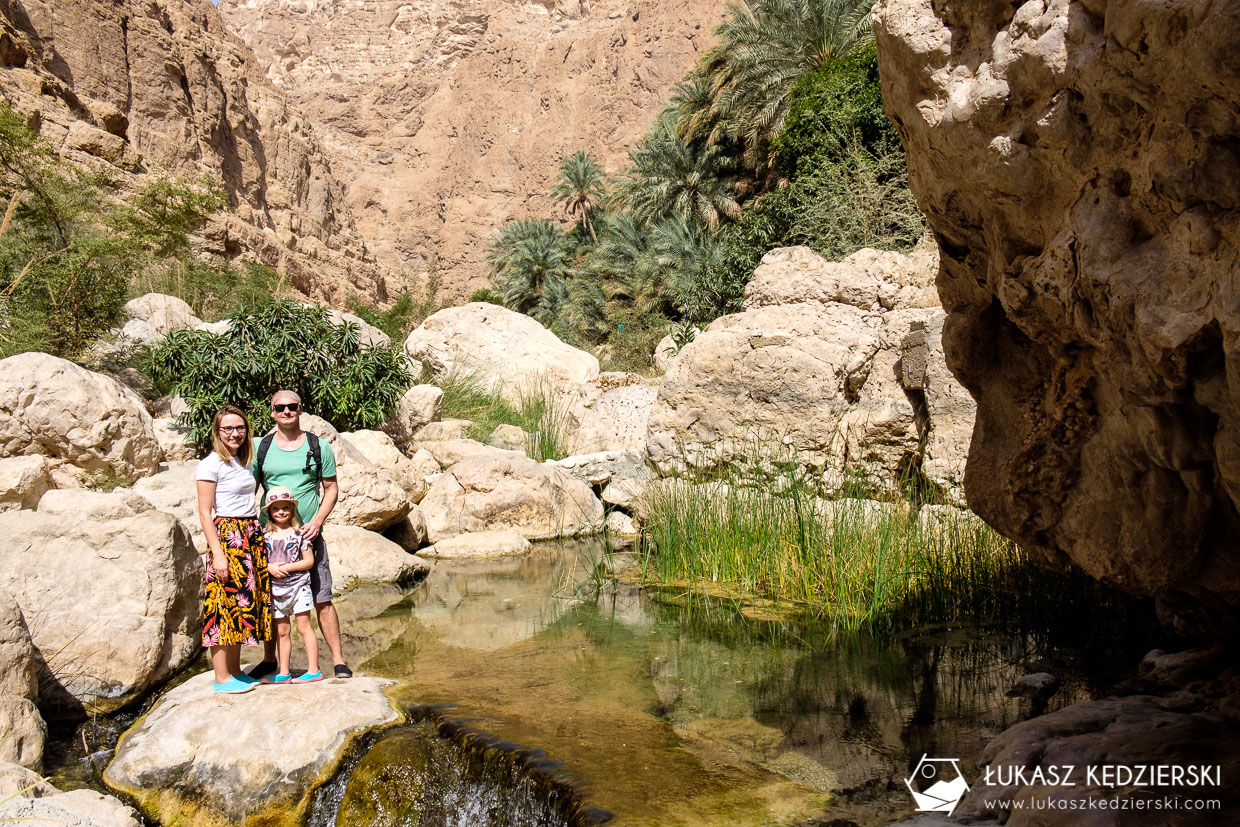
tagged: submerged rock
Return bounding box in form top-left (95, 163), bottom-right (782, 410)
top-left (104, 672), bottom-right (403, 827)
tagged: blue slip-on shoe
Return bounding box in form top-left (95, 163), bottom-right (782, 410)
top-left (261, 673), bottom-right (293, 685)
top-left (212, 676), bottom-right (256, 694)
top-left (292, 671), bottom-right (323, 684)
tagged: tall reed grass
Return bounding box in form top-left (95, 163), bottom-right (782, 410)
top-left (435, 368), bottom-right (571, 461)
top-left (637, 474), bottom-right (1070, 634)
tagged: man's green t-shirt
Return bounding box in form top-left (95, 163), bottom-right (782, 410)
top-left (258, 436), bottom-right (337, 526)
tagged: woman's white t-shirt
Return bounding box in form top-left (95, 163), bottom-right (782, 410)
top-left (195, 452), bottom-right (258, 517)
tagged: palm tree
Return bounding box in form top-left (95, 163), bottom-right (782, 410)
top-left (485, 218), bottom-right (571, 323)
top-left (704, 0), bottom-right (874, 168)
top-left (550, 151), bottom-right (606, 243)
top-left (612, 119), bottom-right (741, 231)
top-left (666, 72), bottom-right (719, 146)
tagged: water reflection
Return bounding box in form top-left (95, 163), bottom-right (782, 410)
top-left (334, 540), bottom-right (1156, 826)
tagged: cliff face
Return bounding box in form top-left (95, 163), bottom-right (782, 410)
top-left (216, 0), bottom-right (729, 297)
top-left (0, 0), bottom-right (393, 304)
top-left (873, 0), bottom-right (1240, 633)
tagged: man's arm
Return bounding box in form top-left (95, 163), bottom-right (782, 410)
top-left (300, 476), bottom-right (338, 542)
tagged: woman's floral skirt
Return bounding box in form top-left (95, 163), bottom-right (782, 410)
top-left (203, 516), bottom-right (272, 647)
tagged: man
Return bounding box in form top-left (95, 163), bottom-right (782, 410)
top-left (246, 390), bottom-right (352, 679)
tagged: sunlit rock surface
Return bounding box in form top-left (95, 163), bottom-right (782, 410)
top-left (874, 0), bottom-right (1240, 631)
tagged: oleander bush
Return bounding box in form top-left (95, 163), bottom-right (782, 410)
top-left (145, 299), bottom-right (414, 450)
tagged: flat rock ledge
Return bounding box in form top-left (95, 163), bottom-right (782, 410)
top-left (104, 672), bottom-right (403, 827)
top-left (421, 530), bottom-right (532, 559)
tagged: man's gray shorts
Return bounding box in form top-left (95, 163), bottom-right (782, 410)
top-left (308, 535), bottom-right (334, 604)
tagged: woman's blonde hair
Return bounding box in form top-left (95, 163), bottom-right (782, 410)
top-left (210, 405), bottom-right (253, 466)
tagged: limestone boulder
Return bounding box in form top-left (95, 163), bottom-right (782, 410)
top-left (421, 530), bottom-right (532, 560)
top-left (124, 294), bottom-right (202, 336)
top-left (0, 592), bottom-right (43, 770)
top-left (421, 452), bottom-right (605, 542)
top-left (553, 450), bottom-right (654, 490)
top-left (0, 456), bottom-right (53, 512)
top-left (873, 0), bottom-right (1240, 627)
top-left (417, 438), bottom-right (523, 470)
top-left (104, 672), bottom-right (402, 827)
top-left (293, 416), bottom-right (410, 531)
top-left (606, 511), bottom-right (639, 536)
top-left (487, 424), bottom-right (528, 453)
top-left (0, 764), bottom-right (140, 827)
top-left (0, 697), bottom-right (45, 770)
top-left (340, 430), bottom-right (428, 504)
top-left (413, 418), bottom-right (473, 443)
top-left (152, 418), bottom-right (196, 463)
top-left (321, 525), bottom-right (430, 592)
top-left (646, 296), bottom-right (882, 478)
top-left (653, 334), bottom-right (679, 372)
top-left (382, 505), bottom-right (428, 552)
top-left (404, 303), bottom-right (599, 404)
top-left (568, 381), bottom-right (659, 455)
top-left (0, 354), bottom-right (163, 485)
top-left (325, 308), bottom-right (390, 347)
top-left (408, 448), bottom-right (441, 479)
top-left (380, 385), bottom-right (444, 450)
top-left (0, 494), bottom-right (201, 716)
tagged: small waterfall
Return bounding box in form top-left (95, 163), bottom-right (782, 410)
top-left (308, 706), bottom-right (614, 827)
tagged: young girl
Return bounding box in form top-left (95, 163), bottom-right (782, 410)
top-left (261, 487), bottom-right (323, 684)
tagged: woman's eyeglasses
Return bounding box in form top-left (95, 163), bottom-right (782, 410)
top-left (272, 403), bottom-right (300, 413)
top-left (218, 426), bottom-right (247, 434)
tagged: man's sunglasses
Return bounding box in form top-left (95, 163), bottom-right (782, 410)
top-left (272, 403), bottom-right (300, 413)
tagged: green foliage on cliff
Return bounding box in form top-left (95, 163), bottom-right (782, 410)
top-left (145, 299), bottom-right (414, 449)
top-left (484, 0), bottom-right (924, 357)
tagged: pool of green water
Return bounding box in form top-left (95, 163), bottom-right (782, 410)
top-left (318, 540), bottom-right (1154, 826)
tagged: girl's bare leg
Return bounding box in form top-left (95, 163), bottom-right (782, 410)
top-left (276, 618), bottom-right (293, 675)
top-left (296, 613), bottom-right (319, 674)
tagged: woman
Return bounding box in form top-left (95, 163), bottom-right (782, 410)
top-left (195, 405), bottom-right (272, 694)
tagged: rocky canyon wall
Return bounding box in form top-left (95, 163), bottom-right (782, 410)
top-left (217, 0), bottom-right (729, 297)
top-left (0, 0), bottom-right (393, 303)
top-left (873, 0), bottom-right (1240, 633)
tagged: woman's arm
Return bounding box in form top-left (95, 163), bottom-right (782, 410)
top-left (196, 480), bottom-right (229, 581)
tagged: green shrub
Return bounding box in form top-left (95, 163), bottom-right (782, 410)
top-left (0, 103), bottom-right (228, 358)
top-left (144, 299), bottom-right (414, 450)
top-left (134, 259), bottom-right (283, 323)
top-left (599, 312), bottom-right (670, 375)
top-left (468, 288), bottom-right (503, 305)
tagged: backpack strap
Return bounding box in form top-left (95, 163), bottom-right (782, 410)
top-left (254, 433), bottom-right (276, 491)
top-left (304, 432), bottom-right (323, 483)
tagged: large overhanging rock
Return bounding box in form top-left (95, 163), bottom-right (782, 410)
top-left (645, 247), bottom-right (970, 500)
top-left (404, 303), bottom-right (600, 404)
top-left (104, 673), bottom-right (403, 827)
top-left (421, 452), bottom-right (604, 542)
top-left (0, 354), bottom-right (163, 486)
top-left (873, 0), bottom-right (1240, 629)
top-left (0, 492), bottom-right (201, 717)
